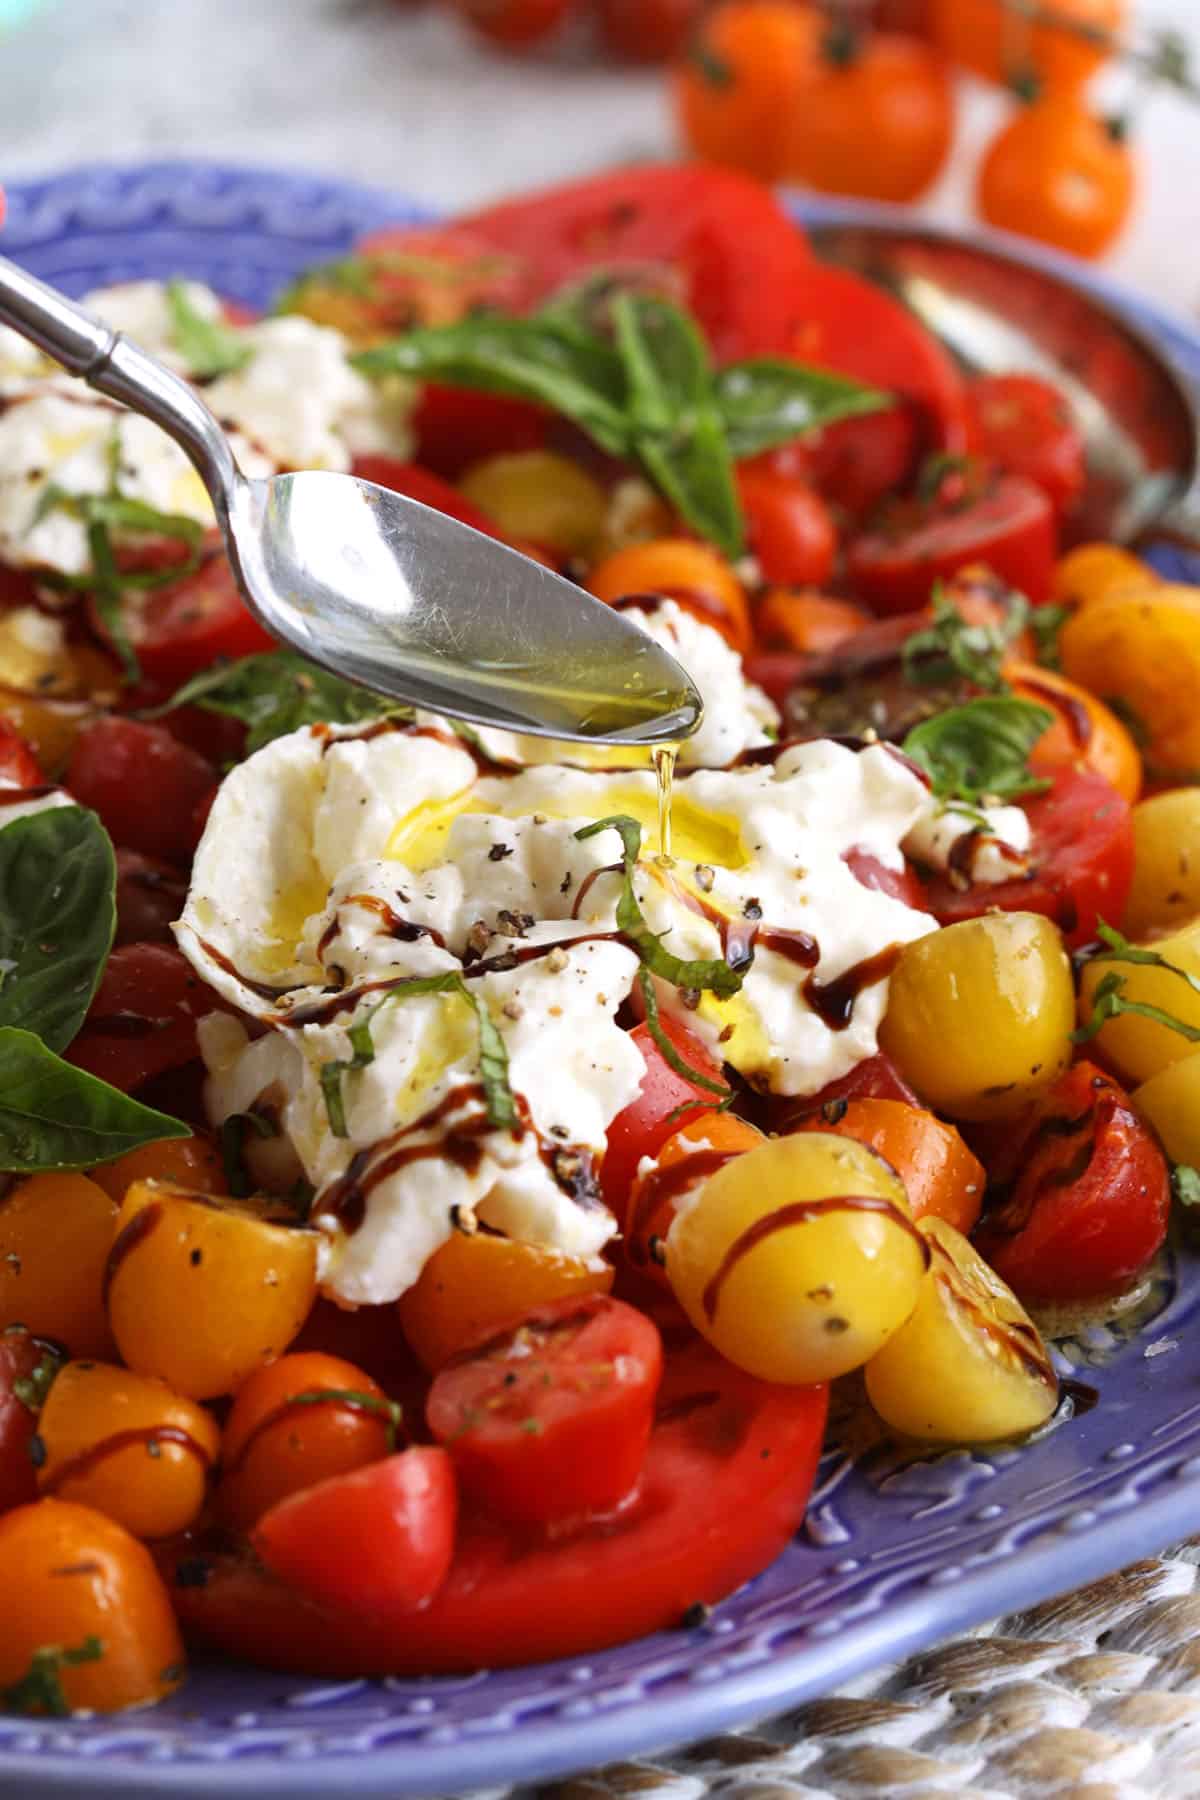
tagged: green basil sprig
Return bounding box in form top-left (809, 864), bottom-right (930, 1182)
top-left (166, 279), bottom-right (254, 379)
top-left (352, 293), bottom-right (885, 559)
top-left (902, 697), bottom-right (1054, 810)
top-left (2, 1635), bottom-right (104, 1718)
top-left (0, 808), bottom-right (116, 1052)
top-left (0, 1027), bottom-right (188, 1172)
top-left (902, 587), bottom-right (1031, 695)
top-left (150, 650), bottom-right (410, 756)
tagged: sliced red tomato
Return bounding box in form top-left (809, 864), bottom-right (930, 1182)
top-left (170, 1339), bottom-right (828, 1674)
top-left (349, 456), bottom-right (505, 539)
top-left (848, 469), bottom-right (1057, 614)
top-left (844, 846), bottom-right (927, 911)
top-left (412, 387), bottom-right (548, 480)
top-left (974, 1061), bottom-right (1170, 1304)
top-left (427, 1296), bottom-right (662, 1528)
top-left (737, 468), bottom-right (836, 588)
top-left (787, 264), bottom-right (972, 460)
top-left (253, 1448), bottom-right (457, 1617)
top-left (65, 942), bottom-right (228, 1093)
top-left (0, 1327), bottom-right (57, 1515)
top-left (601, 1017), bottom-right (726, 1215)
top-left (460, 164), bottom-right (815, 362)
top-left (113, 849), bottom-right (190, 946)
top-left (95, 549), bottom-right (276, 688)
top-left (965, 374), bottom-right (1086, 516)
top-left (919, 767), bottom-right (1133, 949)
top-left (66, 717), bottom-right (215, 862)
top-left (0, 719), bottom-right (44, 790)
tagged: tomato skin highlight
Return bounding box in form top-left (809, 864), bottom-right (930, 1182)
top-left (171, 1341), bottom-right (828, 1674)
top-left (253, 1447), bottom-right (457, 1616)
top-left (600, 1018), bottom-right (726, 1216)
top-left (919, 767), bottom-right (1134, 951)
top-left (427, 1296), bottom-right (662, 1528)
top-left (974, 1062), bottom-right (1170, 1305)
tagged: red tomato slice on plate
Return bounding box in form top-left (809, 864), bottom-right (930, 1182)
top-left (65, 942), bottom-right (229, 1094)
top-left (974, 1061), bottom-right (1170, 1304)
top-left (170, 1338), bottom-right (828, 1675)
top-left (427, 1296), bottom-right (662, 1527)
top-left (88, 546), bottom-right (276, 688)
top-left (601, 1017), bottom-right (726, 1216)
top-left (253, 1448), bottom-right (457, 1617)
top-left (919, 767), bottom-right (1134, 949)
top-left (460, 164), bottom-right (815, 362)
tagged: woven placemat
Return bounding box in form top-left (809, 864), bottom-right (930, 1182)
top-left (519, 1542), bottom-right (1200, 1800)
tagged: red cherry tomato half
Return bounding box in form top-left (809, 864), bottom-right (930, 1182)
top-left (427, 1296), bottom-right (663, 1528)
top-left (0, 1327), bottom-right (58, 1515)
top-left (965, 374), bottom-right (1087, 516)
top-left (601, 1017), bottom-right (726, 1216)
top-left (350, 456), bottom-right (505, 539)
top-left (847, 471), bottom-right (1057, 614)
top-left (65, 942), bottom-right (228, 1094)
top-left (737, 468), bottom-right (837, 588)
top-left (768, 1051), bottom-right (922, 1137)
top-left (0, 719), bottom-right (44, 790)
top-left (89, 547), bottom-right (276, 688)
top-left (768, 403), bottom-right (921, 523)
top-left (66, 717), bottom-right (215, 862)
top-left (412, 387), bottom-right (548, 480)
top-left (975, 1061), bottom-right (1170, 1305)
top-left (171, 1339), bottom-right (829, 1674)
top-left (113, 849), bottom-right (190, 947)
top-left (460, 164), bottom-right (815, 363)
top-left (253, 1448), bottom-right (457, 1616)
top-left (919, 767), bottom-right (1133, 949)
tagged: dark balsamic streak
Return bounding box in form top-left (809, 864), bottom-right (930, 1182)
top-left (702, 1194), bottom-right (929, 1322)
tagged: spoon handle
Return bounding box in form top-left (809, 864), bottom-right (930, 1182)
top-left (0, 255), bottom-right (242, 515)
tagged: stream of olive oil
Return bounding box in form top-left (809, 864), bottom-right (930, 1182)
top-left (653, 743), bottom-right (678, 863)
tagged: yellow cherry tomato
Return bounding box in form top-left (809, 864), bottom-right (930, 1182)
top-left (1050, 542), bottom-right (1157, 610)
top-left (1133, 1050), bottom-right (1200, 1167)
top-left (1123, 789), bottom-right (1200, 940)
top-left (1059, 585), bottom-right (1200, 779)
top-left (37, 1361), bottom-right (220, 1540)
top-left (458, 450), bottom-right (608, 558)
top-left (865, 1218), bottom-right (1059, 1443)
top-left (1006, 660), bottom-right (1141, 802)
top-left (0, 1174), bottom-right (118, 1359)
top-left (1076, 918), bottom-right (1200, 1086)
top-left (665, 1132), bottom-right (926, 1384)
top-left (880, 912), bottom-right (1075, 1121)
top-left (90, 1136), bottom-right (227, 1206)
top-left (106, 1183), bottom-right (318, 1400)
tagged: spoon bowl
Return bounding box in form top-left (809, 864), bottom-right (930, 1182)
top-left (807, 210), bottom-right (1200, 550)
top-left (0, 256), bottom-right (702, 744)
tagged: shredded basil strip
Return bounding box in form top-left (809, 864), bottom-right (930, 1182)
top-left (902, 587), bottom-right (1029, 694)
top-left (1, 1635), bottom-right (104, 1718)
top-left (319, 973), bottom-right (517, 1139)
top-left (637, 966), bottom-right (733, 1103)
top-left (165, 279), bottom-right (254, 379)
top-left (281, 1387), bottom-right (403, 1453)
top-left (902, 697), bottom-right (1054, 808)
top-left (1172, 1164), bottom-right (1200, 1208)
top-left (1073, 971), bottom-right (1200, 1047)
top-left (1088, 921), bottom-right (1200, 996)
top-left (574, 814), bottom-right (745, 998)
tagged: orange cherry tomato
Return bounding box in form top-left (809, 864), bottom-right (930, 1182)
top-left (931, 0), bottom-right (1123, 91)
top-left (587, 538), bottom-right (751, 654)
top-left (106, 1184), bottom-right (318, 1400)
top-left (89, 1136), bottom-right (226, 1206)
top-left (36, 1361), bottom-right (219, 1540)
top-left (398, 1231), bottom-right (613, 1371)
top-left (1051, 542), bottom-right (1158, 610)
top-left (1007, 660), bottom-right (1142, 803)
top-left (754, 589), bottom-right (867, 655)
top-left (0, 1174), bottom-right (118, 1360)
top-left (782, 29), bottom-right (955, 203)
top-left (0, 1499), bottom-right (184, 1714)
top-left (218, 1352), bottom-right (398, 1534)
top-left (673, 1), bottom-right (823, 183)
top-left (977, 98), bottom-right (1135, 261)
top-left (626, 1111), bottom-right (764, 1281)
top-left (798, 1097), bottom-right (985, 1235)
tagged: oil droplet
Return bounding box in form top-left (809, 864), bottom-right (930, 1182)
top-left (653, 743), bottom-right (678, 863)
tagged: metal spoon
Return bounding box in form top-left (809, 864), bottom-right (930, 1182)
top-left (0, 258), bottom-right (701, 744)
top-left (807, 209), bottom-right (1200, 552)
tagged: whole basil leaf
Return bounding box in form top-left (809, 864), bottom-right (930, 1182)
top-left (903, 697), bottom-right (1055, 807)
top-left (0, 807), bottom-right (115, 1053)
top-left (0, 1027), bottom-right (189, 1171)
top-left (352, 318), bottom-right (630, 457)
top-left (152, 651), bottom-right (410, 755)
top-left (613, 294), bottom-right (743, 559)
top-left (714, 359), bottom-right (889, 459)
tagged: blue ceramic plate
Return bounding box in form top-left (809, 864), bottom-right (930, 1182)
top-left (3, 160), bottom-right (1200, 1800)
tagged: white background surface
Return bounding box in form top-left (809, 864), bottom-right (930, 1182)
top-left (0, 0), bottom-right (1196, 314)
